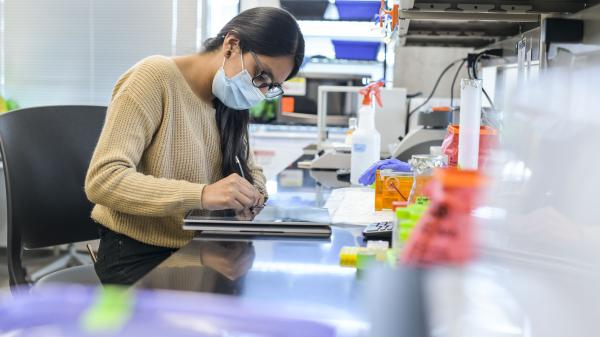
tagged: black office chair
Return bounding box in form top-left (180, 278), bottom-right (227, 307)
top-left (0, 105), bottom-right (107, 287)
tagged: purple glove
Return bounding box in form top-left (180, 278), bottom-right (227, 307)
top-left (358, 158), bottom-right (411, 186)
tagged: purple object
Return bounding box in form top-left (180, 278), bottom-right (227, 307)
top-left (0, 286), bottom-right (336, 337)
top-left (359, 159), bottom-right (412, 186)
top-left (332, 40), bottom-right (381, 61)
top-left (336, 0), bottom-right (380, 21)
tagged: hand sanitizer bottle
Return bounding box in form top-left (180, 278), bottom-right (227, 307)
top-left (351, 82), bottom-right (382, 185)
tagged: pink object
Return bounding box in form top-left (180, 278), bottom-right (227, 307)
top-left (401, 168), bottom-right (486, 265)
top-left (441, 125), bottom-right (499, 168)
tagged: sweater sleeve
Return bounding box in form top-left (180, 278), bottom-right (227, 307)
top-left (247, 146), bottom-right (268, 200)
top-left (85, 68), bottom-right (205, 217)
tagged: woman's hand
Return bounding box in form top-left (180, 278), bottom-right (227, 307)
top-left (256, 194), bottom-right (265, 207)
top-left (201, 173), bottom-right (260, 211)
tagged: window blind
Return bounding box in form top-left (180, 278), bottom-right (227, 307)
top-left (0, 0), bottom-right (234, 108)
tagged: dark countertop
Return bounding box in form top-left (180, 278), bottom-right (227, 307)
top-left (131, 154), bottom-right (600, 337)
top-left (132, 156), bottom-right (368, 327)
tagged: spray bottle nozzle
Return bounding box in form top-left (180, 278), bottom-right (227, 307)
top-left (360, 81), bottom-right (385, 108)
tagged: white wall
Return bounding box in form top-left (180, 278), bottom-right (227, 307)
top-left (393, 46), bottom-right (472, 98)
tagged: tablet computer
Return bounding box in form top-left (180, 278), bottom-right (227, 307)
top-left (183, 206), bottom-right (332, 237)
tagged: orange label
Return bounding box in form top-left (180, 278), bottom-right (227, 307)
top-left (281, 97), bottom-right (295, 113)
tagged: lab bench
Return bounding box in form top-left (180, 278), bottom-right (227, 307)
top-left (133, 155), bottom-right (370, 335)
top-left (130, 154), bottom-right (600, 337)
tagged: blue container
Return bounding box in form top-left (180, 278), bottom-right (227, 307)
top-left (336, 0), bottom-right (380, 21)
top-left (332, 40), bottom-right (380, 61)
top-left (0, 286), bottom-right (337, 337)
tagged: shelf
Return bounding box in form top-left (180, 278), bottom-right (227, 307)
top-left (409, 0), bottom-right (589, 14)
top-left (298, 19), bottom-right (379, 23)
top-left (403, 20), bottom-right (539, 48)
top-left (404, 35), bottom-right (498, 48)
top-left (305, 58), bottom-right (383, 66)
top-left (396, 0), bottom-right (594, 48)
top-left (297, 20), bottom-right (383, 42)
top-left (399, 10), bottom-right (540, 22)
top-left (407, 21), bottom-right (538, 37)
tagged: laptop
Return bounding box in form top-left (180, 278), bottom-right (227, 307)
top-left (183, 206), bottom-right (332, 237)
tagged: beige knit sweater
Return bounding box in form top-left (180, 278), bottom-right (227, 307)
top-left (85, 55), bottom-right (267, 248)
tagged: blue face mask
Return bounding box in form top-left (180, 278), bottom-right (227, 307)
top-left (212, 53), bottom-right (265, 110)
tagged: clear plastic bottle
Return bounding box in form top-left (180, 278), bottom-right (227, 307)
top-left (350, 89), bottom-right (381, 185)
top-left (344, 117), bottom-right (358, 146)
top-left (407, 154), bottom-right (447, 205)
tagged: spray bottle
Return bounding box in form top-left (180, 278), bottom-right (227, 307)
top-left (351, 81), bottom-right (383, 185)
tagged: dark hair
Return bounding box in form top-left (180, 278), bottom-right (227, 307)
top-left (202, 7), bottom-right (305, 184)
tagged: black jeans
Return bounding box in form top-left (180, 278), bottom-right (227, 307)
top-left (95, 227), bottom-right (176, 286)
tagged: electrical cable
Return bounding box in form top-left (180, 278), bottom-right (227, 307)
top-left (407, 92), bottom-right (423, 99)
top-left (470, 53), bottom-right (501, 110)
top-left (472, 53), bottom-right (484, 80)
top-left (408, 58), bottom-right (466, 117)
top-left (483, 88), bottom-right (496, 111)
top-left (450, 59), bottom-right (466, 108)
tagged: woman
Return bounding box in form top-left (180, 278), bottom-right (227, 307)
top-left (85, 7), bottom-right (305, 285)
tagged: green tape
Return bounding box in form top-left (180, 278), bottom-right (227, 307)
top-left (356, 252), bottom-right (376, 270)
top-left (396, 208), bottom-right (411, 220)
top-left (400, 228), bottom-right (413, 242)
top-left (409, 213), bottom-right (422, 221)
top-left (412, 204), bottom-right (428, 214)
top-left (80, 286), bottom-right (135, 334)
top-left (400, 220), bottom-right (416, 229)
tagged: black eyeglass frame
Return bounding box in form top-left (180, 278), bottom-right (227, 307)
top-left (249, 51), bottom-right (284, 100)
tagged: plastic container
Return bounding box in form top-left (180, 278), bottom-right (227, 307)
top-left (344, 117), bottom-right (358, 145)
top-left (0, 286), bottom-right (335, 337)
top-left (335, 0), bottom-right (381, 20)
top-left (392, 205), bottom-right (426, 251)
top-left (441, 125), bottom-right (499, 168)
top-left (458, 79), bottom-right (483, 170)
top-left (351, 105), bottom-right (381, 184)
top-left (407, 154), bottom-right (448, 205)
top-left (375, 169), bottom-right (413, 210)
top-left (402, 168), bottom-right (487, 265)
top-left (351, 83), bottom-right (383, 185)
top-left (331, 40), bottom-right (380, 61)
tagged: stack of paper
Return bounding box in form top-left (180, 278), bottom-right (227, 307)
top-left (324, 188), bottom-right (396, 226)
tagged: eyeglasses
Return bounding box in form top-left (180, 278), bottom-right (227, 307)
top-left (249, 51), bottom-right (284, 100)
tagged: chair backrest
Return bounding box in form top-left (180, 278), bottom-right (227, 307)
top-left (0, 105), bottom-right (106, 283)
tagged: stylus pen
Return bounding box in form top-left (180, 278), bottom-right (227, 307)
top-left (235, 155), bottom-right (265, 212)
top-left (235, 155), bottom-right (246, 179)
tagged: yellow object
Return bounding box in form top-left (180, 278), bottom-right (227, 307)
top-left (340, 247), bottom-right (365, 267)
top-left (340, 246), bottom-right (391, 267)
top-left (85, 56), bottom-right (267, 248)
top-left (375, 169), bottom-right (413, 210)
top-left (0, 96), bottom-right (7, 113)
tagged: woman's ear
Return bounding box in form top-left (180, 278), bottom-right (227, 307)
top-left (222, 32), bottom-right (241, 59)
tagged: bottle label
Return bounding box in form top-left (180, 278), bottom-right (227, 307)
top-left (416, 197), bottom-right (429, 206)
top-left (353, 144), bottom-right (367, 153)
